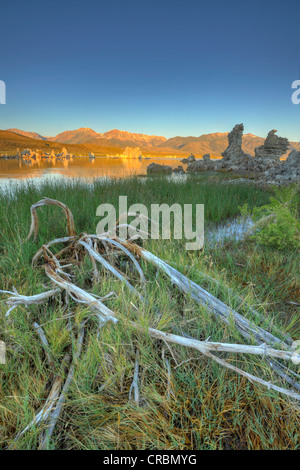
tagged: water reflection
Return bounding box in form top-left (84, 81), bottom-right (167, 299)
top-left (0, 156), bottom-right (187, 188)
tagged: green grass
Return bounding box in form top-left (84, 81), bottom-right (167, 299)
top-left (0, 176), bottom-right (299, 450)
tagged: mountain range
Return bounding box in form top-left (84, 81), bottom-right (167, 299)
top-left (6, 128), bottom-right (167, 149)
top-left (4, 127), bottom-right (300, 157)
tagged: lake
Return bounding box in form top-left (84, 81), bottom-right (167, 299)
top-left (0, 156), bottom-right (187, 190)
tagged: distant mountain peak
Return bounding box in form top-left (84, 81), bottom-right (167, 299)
top-left (6, 128), bottom-right (47, 141)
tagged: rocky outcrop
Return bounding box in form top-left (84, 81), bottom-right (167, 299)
top-left (220, 126), bottom-right (291, 174)
top-left (147, 162), bottom-right (172, 174)
top-left (5, 147), bottom-right (76, 161)
top-left (186, 156), bottom-right (222, 173)
top-left (120, 147), bottom-right (142, 159)
top-left (262, 150), bottom-right (300, 185)
top-left (221, 124), bottom-right (251, 168)
top-left (21, 148), bottom-right (35, 157)
top-left (181, 154), bottom-right (195, 164)
top-left (238, 130), bottom-right (291, 173)
top-left (255, 130), bottom-right (289, 161)
top-left (286, 149), bottom-right (300, 167)
top-left (172, 165), bottom-right (185, 174)
top-left (56, 147), bottom-right (69, 158)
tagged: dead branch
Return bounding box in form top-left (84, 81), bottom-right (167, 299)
top-left (26, 198), bottom-right (77, 242)
top-left (129, 350), bottom-right (140, 405)
top-left (0, 288), bottom-right (60, 317)
top-left (77, 239), bottom-right (139, 296)
top-left (202, 349), bottom-right (300, 402)
top-left (45, 265), bottom-right (118, 325)
top-left (33, 322), bottom-right (53, 368)
top-left (138, 324), bottom-right (300, 364)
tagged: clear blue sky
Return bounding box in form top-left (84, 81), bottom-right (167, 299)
top-left (1, 0), bottom-right (300, 140)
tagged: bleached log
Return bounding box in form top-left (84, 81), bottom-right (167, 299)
top-left (140, 325), bottom-right (300, 363)
top-left (123, 242), bottom-right (300, 391)
top-left (19, 199), bottom-right (300, 404)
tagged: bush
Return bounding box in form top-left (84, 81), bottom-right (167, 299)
top-left (240, 185), bottom-right (300, 250)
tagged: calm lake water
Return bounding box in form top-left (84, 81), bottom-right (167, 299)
top-left (0, 156), bottom-right (187, 190)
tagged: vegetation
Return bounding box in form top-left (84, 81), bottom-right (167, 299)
top-left (240, 184), bottom-right (300, 250)
top-left (0, 177), bottom-right (299, 450)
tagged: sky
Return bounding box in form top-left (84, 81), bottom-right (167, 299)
top-left (0, 0), bottom-right (300, 140)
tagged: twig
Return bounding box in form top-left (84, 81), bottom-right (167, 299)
top-left (77, 240), bottom-right (140, 296)
top-left (0, 289), bottom-right (60, 317)
top-left (129, 350), bottom-right (140, 405)
top-left (203, 349), bottom-right (300, 402)
top-left (162, 348), bottom-right (175, 400)
top-left (33, 322), bottom-right (53, 368)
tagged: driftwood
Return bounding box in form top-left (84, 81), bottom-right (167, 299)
top-left (42, 264), bottom-right (300, 365)
top-left (0, 288), bottom-right (60, 317)
top-left (26, 198), bottom-right (76, 242)
top-left (2, 197), bottom-right (300, 448)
